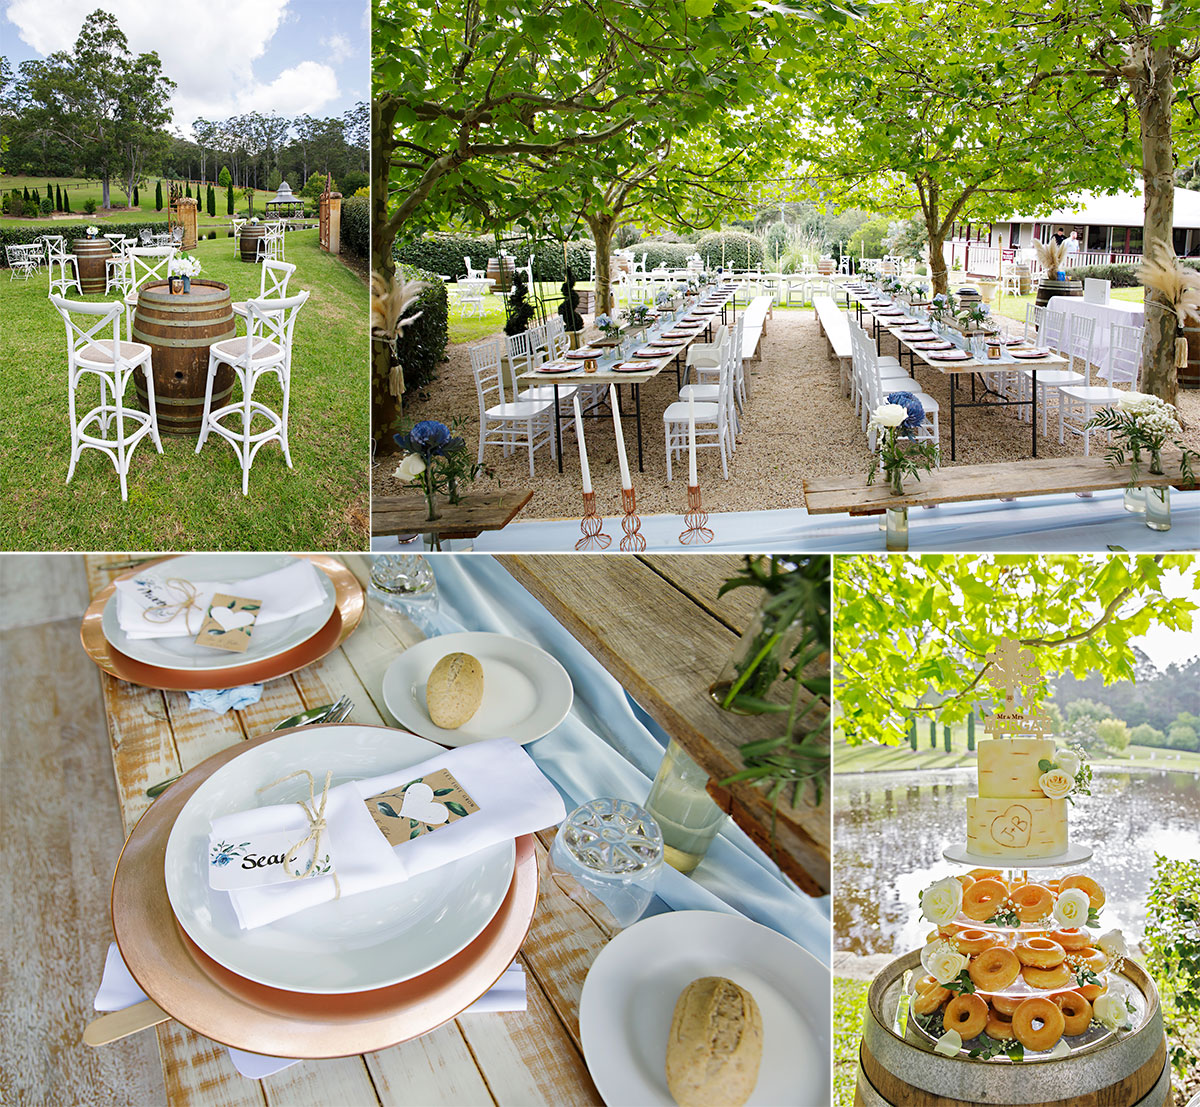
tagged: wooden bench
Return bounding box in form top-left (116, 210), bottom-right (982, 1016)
top-left (740, 294), bottom-right (773, 361)
top-left (372, 488), bottom-right (534, 544)
top-left (813, 294), bottom-right (853, 388)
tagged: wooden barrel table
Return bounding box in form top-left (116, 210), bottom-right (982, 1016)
top-left (855, 951), bottom-right (1171, 1107)
top-left (73, 237), bottom-right (112, 294)
top-left (131, 279), bottom-right (237, 436)
top-left (238, 224), bottom-right (265, 262)
top-left (486, 255), bottom-right (514, 291)
top-left (1035, 277), bottom-right (1083, 309)
top-left (1013, 262), bottom-right (1033, 294)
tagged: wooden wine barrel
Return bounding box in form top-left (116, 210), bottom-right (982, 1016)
top-left (238, 224), bottom-right (265, 261)
top-left (855, 951), bottom-right (1171, 1107)
top-left (73, 237), bottom-right (112, 294)
top-left (818, 259), bottom-right (836, 275)
top-left (131, 279), bottom-right (237, 436)
top-left (486, 255), bottom-right (514, 291)
top-left (1180, 324), bottom-right (1200, 390)
top-left (1013, 263), bottom-right (1033, 294)
top-left (1035, 277), bottom-right (1083, 309)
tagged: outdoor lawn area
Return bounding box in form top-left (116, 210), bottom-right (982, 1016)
top-left (0, 229), bottom-right (369, 550)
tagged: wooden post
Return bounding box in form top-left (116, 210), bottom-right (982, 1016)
top-left (967, 711), bottom-right (976, 751)
top-left (327, 193), bottom-right (341, 254)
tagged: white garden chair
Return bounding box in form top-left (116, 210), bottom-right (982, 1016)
top-left (1057, 322), bottom-right (1142, 454)
top-left (470, 337), bottom-right (555, 477)
top-left (6, 244), bottom-right (38, 280)
top-left (664, 341), bottom-right (732, 481)
top-left (231, 219), bottom-right (247, 256)
top-left (232, 259), bottom-right (297, 320)
top-left (195, 291), bottom-right (311, 495)
top-left (46, 238), bottom-right (81, 298)
top-left (458, 280), bottom-right (486, 318)
top-left (1018, 312), bottom-right (1090, 432)
top-left (105, 238), bottom-right (135, 296)
top-left (49, 294), bottom-right (162, 501)
top-left (122, 247), bottom-right (176, 340)
top-left (463, 256), bottom-right (486, 281)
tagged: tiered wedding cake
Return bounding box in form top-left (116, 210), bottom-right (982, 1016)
top-left (910, 639), bottom-right (1133, 1060)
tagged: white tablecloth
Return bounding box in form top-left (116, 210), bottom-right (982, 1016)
top-left (1046, 295), bottom-right (1143, 368)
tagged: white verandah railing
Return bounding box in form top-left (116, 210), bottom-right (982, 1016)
top-left (943, 242), bottom-right (1148, 279)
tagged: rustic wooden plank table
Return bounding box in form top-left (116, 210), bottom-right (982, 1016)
top-left (501, 554), bottom-right (831, 896)
top-left (370, 488), bottom-right (534, 540)
top-left (83, 553), bottom-right (609, 1107)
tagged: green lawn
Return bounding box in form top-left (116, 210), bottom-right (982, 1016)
top-left (0, 229), bottom-right (369, 550)
top-left (988, 285), bottom-right (1144, 325)
top-left (834, 977), bottom-right (869, 1107)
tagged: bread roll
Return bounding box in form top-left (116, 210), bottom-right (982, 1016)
top-left (665, 976), bottom-right (763, 1107)
top-left (425, 652), bottom-right (484, 729)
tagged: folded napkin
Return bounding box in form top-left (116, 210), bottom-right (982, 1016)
top-left (211, 737), bottom-right (565, 930)
top-left (186, 684), bottom-right (264, 715)
top-left (116, 559), bottom-right (327, 640)
top-left (94, 942), bottom-right (526, 1079)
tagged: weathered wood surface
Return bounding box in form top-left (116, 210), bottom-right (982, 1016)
top-left (26, 554), bottom-right (612, 1107)
top-left (804, 449), bottom-right (1197, 515)
top-left (371, 490), bottom-right (533, 539)
top-left (500, 554), bottom-right (831, 895)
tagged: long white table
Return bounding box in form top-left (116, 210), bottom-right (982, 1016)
top-left (1046, 295), bottom-right (1143, 366)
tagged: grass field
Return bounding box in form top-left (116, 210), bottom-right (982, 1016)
top-left (988, 284), bottom-right (1144, 325)
top-left (834, 977), bottom-right (869, 1107)
top-left (2, 175), bottom-right (299, 228)
top-left (0, 229), bottom-right (369, 550)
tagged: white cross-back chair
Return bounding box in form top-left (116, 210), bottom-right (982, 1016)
top-left (255, 222), bottom-right (283, 263)
top-left (665, 340), bottom-right (732, 481)
top-left (105, 237), bottom-right (135, 295)
top-left (1057, 322), bottom-right (1141, 453)
top-left (232, 259), bottom-right (297, 320)
top-left (231, 219), bottom-right (247, 256)
top-left (49, 294), bottom-right (162, 501)
top-left (196, 290), bottom-right (310, 495)
top-left (1018, 312), bottom-right (1090, 431)
top-left (122, 247), bottom-right (176, 338)
top-left (6, 244), bottom-right (38, 280)
top-left (470, 337), bottom-right (555, 477)
top-left (46, 238), bottom-right (81, 297)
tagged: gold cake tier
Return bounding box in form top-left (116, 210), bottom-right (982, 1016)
top-left (977, 737), bottom-right (1055, 798)
top-left (966, 796), bottom-right (1067, 858)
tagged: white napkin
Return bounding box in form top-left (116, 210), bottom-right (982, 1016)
top-left (115, 559), bottom-right (327, 640)
top-left (94, 942), bottom-right (526, 1079)
top-left (211, 737), bottom-right (565, 930)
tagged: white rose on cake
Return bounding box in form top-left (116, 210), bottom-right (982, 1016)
top-left (1096, 929), bottom-right (1128, 962)
top-left (932, 1028), bottom-right (962, 1056)
top-left (1039, 768), bottom-right (1074, 799)
top-left (1054, 749), bottom-right (1081, 778)
top-left (1093, 993), bottom-right (1128, 1031)
top-left (1053, 888), bottom-right (1090, 927)
top-left (920, 877), bottom-right (963, 927)
top-left (920, 940), bottom-right (968, 985)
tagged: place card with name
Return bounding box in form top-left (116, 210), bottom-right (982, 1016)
top-left (208, 829), bottom-right (333, 890)
top-left (195, 593), bottom-right (261, 652)
top-left (365, 768), bottom-right (479, 847)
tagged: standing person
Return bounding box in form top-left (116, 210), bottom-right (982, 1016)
top-left (1051, 226), bottom-right (1067, 246)
top-left (1066, 230), bottom-right (1081, 255)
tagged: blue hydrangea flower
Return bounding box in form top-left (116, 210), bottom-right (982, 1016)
top-left (886, 390), bottom-right (926, 437)
top-left (395, 420), bottom-right (453, 457)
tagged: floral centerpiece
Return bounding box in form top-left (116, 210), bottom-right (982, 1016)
top-left (867, 391), bottom-right (940, 495)
top-left (624, 304), bottom-right (653, 330)
top-left (859, 260), bottom-right (880, 283)
top-left (655, 288), bottom-right (673, 309)
top-left (881, 275), bottom-right (904, 296)
top-left (393, 418), bottom-right (484, 524)
top-left (1086, 392), bottom-right (1199, 484)
top-left (902, 279), bottom-right (930, 302)
top-left (167, 253), bottom-right (201, 293)
top-left (594, 312), bottom-right (621, 342)
top-left (928, 291), bottom-right (957, 323)
top-left (85, 225), bottom-right (99, 237)
top-left (955, 300), bottom-right (993, 332)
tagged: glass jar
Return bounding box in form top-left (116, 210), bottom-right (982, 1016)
top-left (368, 554), bottom-right (438, 618)
top-left (1145, 486), bottom-right (1171, 532)
top-left (645, 741), bottom-right (726, 874)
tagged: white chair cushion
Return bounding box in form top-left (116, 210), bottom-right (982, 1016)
top-left (664, 401), bottom-right (720, 421)
top-left (679, 385), bottom-right (719, 402)
top-left (486, 401), bottom-right (551, 419)
top-left (211, 337), bottom-right (284, 362)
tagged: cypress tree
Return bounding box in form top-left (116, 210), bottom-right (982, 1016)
top-left (22, 186), bottom-right (29, 202)
top-left (133, 184), bottom-right (139, 207)
top-left (64, 189), bottom-right (71, 213)
top-left (47, 181), bottom-right (54, 204)
top-left (55, 184), bottom-right (62, 211)
top-left (32, 188), bottom-right (40, 206)
top-left (207, 183), bottom-right (216, 218)
top-left (155, 180), bottom-right (163, 211)
top-left (185, 182), bottom-right (192, 199)
top-left (226, 181), bottom-right (234, 215)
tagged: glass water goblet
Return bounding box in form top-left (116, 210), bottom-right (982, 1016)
top-left (368, 554), bottom-right (438, 618)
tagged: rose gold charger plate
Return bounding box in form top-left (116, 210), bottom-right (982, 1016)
top-left (80, 554), bottom-right (364, 691)
top-left (111, 726), bottom-right (538, 1057)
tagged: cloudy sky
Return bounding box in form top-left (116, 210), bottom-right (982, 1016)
top-left (1130, 565), bottom-right (1200, 672)
top-left (3, 0), bottom-right (368, 133)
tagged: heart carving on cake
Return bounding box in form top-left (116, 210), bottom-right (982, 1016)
top-left (211, 606), bottom-right (255, 632)
top-left (399, 781), bottom-right (449, 826)
top-left (990, 804), bottom-right (1032, 848)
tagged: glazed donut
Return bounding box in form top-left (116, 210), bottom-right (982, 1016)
top-left (913, 984), bottom-right (951, 1014)
top-left (989, 993), bottom-right (1023, 1017)
top-left (1054, 990), bottom-right (1093, 1036)
top-left (943, 992), bottom-right (988, 1040)
top-left (1077, 981), bottom-right (1106, 1002)
top-left (939, 924), bottom-right (965, 938)
top-left (985, 1012), bottom-right (1017, 1039)
top-left (1051, 927), bottom-right (1090, 951)
top-left (963, 878), bottom-right (1008, 921)
top-left (1021, 962), bottom-right (1073, 990)
top-left (956, 929), bottom-right (1000, 955)
top-left (1012, 997), bottom-right (1065, 1052)
top-left (1045, 879), bottom-right (1061, 894)
top-left (969, 946), bottom-right (1020, 991)
top-left (914, 974), bottom-right (942, 995)
top-left (967, 868), bottom-right (1002, 882)
top-left (1059, 874), bottom-right (1105, 910)
top-left (1011, 883), bottom-right (1055, 923)
top-left (1016, 937), bottom-right (1066, 969)
top-left (926, 928), bottom-right (941, 943)
top-left (1071, 947), bottom-right (1108, 974)
top-left (956, 874), bottom-right (976, 889)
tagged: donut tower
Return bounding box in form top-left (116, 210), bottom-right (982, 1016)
top-left (911, 638), bottom-right (1129, 1060)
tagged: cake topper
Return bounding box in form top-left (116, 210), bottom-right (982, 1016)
top-left (982, 637), bottom-right (1050, 739)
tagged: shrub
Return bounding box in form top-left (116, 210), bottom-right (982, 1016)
top-left (340, 170), bottom-right (368, 196)
top-left (394, 264), bottom-right (449, 394)
top-left (9, 194), bottom-right (25, 218)
top-left (559, 267), bottom-right (585, 330)
top-left (83, 198), bottom-right (97, 214)
top-left (504, 272), bottom-right (536, 336)
top-left (39, 197), bottom-right (53, 214)
top-left (395, 234), bottom-right (592, 284)
top-left (696, 231), bottom-right (764, 270)
top-left (340, 194), bottom-right (369, 260)
top-left (22, 187), bottom-right (29, 202)
top-left (63, 189), bottom-right (71, 213)
top-left (630, 240), bottom-right (696, 269)
top-left (1065, 263), bottom-right (1140, 287)
top-left (32, 188), bottom-right (40, 206)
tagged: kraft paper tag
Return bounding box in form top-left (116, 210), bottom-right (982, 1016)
top-left (208, 829), bottom-right (332, 890)
top-left (365, 769), bottom-right (479, 847)
top-left (195, 593), bottom-right (261, 652)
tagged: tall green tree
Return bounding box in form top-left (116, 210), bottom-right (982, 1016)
top-left (207, 182), bottom-right (216, 217)
top-left (155, 178), bottom-right (162, 211)
top-left (219, 165), bottom-right (233, 215)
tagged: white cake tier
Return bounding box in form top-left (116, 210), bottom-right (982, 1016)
top-left (977, 738), bottom-right (1056, 798)
top-left (966, 796), bottom-right (1067, 859)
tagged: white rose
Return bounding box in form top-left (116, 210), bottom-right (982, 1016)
top-left (1039, 769), bottom-right (1074, 800)
top-left (920, 941), bottom-right (969, 985)
top-left (1054, 888), bottom-right (1090, 928)
top-left (920, 877), bottom-right (964, 927)
top-left (1054, 749), bottom-right (1081, 779)
top-left (1093, 993), bottom-right (1127, 1031)
top-left (394, 453), bottom-right (426, 482)
top-left (1096, 929), bottom-right (1128, 962)
top-left (933, 1027), bottom-right (962, 1056)
top-left (1117, 390), bottom-right (1155, 410)
top-left (872, 403), bottom-right (908, 428)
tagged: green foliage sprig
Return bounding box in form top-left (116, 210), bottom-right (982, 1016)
top-left (1145, 854), bottom-right (1200, 1080)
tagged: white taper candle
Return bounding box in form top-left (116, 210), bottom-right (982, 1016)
top-left (573, 394), bottom-right (592, 495)
top-left (610, 384), bottom-right (631, 490)
top-left (688, 392), bottom-right (697, 486)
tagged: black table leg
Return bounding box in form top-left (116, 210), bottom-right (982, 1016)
top-left (554, 383), bottom-right (564, 473)
top-left (635, 383), bottom-right (644, 472)
top-left (1032, 368), bottom-right (1038, 457)
top-left (950, 377), bottom-right (957, 461)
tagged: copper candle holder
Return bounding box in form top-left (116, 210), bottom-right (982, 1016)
top-left (619, 487), bottom-right (646, 551)
top-left (575, 491), bottom-right (611, 550)
top-left (679, 485), bottom-right (713, 545)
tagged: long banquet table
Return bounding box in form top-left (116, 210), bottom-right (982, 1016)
top-left (1045, 294), bottom-right (1144, 365)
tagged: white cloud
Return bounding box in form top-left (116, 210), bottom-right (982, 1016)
top-left (321, 32), bottom-right (353, 65)
top-left (173, 62), bottom-right (342, 133)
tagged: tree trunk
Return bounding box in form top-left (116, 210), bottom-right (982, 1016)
top-left (1134, 40), bottom-right (1178, 404)
top-left (926, 223), bottom-right (949, 296)
top-left (373, 340), bottom-right (402, 453)
top-left (101, 174), bottom-right (110, 209)
top-left (587, 214), bottom-right (616, 316)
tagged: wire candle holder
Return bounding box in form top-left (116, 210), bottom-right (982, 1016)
top-left (619, 487), bottom-right (646, 551)
top-left (575, 491), bottom-right (611, 550)
top-left (678, 484), bottom-right (713, 545)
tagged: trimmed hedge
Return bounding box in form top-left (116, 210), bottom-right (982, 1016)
top-left (396, 235), bottom-right (592, 283)
top-left (625, 241), bottom-right (696, 269)
top-left (1065, 263), bottom-right (1141, 288)
top-left (0, 222), bottom-right (167, 264)
top-left (341, 195), bottom-right (368, 261)
top-left (396, 264), bottom-right (449, 393)
top-left (696, 231), bottom-right (765, 270)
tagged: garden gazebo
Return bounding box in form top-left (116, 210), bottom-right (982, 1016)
top-left (265, 180), bottom-right (304, 220)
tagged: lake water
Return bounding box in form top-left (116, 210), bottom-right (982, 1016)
top-left (834, 767), bottom-right (1200, 955)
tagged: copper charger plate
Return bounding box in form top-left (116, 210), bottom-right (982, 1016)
top-left (111, 726), bottom-right (538, 1057)
top-left (80, 554), bottom-right (364, 691)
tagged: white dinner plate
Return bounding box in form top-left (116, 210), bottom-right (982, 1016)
top-left (579, 911), bottom-right (831, 1107)
top-left (102, 553), bottom-right (337, 671)
top-left (382, 631), bottom-right (573, 747)
top-left (164, 724), bottom-right (516, 993)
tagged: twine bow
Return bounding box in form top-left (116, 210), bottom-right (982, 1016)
top-left (141, 577), bottom-right (204, 636)
top-left (256, 769), bottom-right (341, 899)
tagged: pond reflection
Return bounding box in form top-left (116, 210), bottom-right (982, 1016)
top-left (833, 767), bottom-right (1200, 955)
